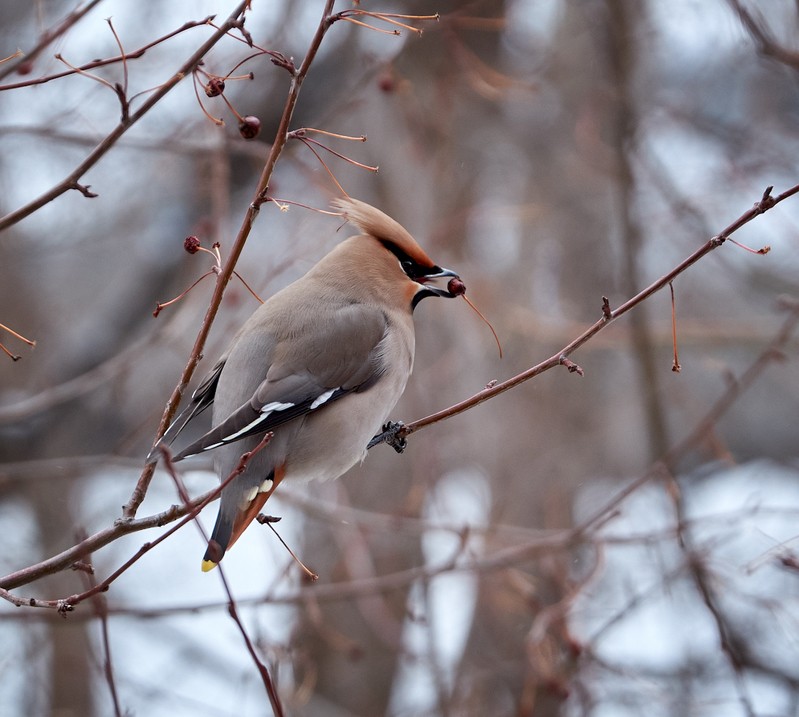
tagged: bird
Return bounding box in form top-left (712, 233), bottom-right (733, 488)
top-left (150, 198), bottom-right (464, 571)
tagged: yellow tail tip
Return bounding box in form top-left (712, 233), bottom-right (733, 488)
top-left (201, 559), bottom-right (218, 572)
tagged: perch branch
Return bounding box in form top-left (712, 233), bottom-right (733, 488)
top-left (387, 184), bottom-right (797, 442)
top-left (125, 0), bottom-right (339, 518)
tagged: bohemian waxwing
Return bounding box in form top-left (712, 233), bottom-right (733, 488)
top-left (151, 198), bottom-right (463, 571)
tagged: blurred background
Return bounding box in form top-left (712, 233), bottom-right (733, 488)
top-left (1, 1), bottom-right (799, 716)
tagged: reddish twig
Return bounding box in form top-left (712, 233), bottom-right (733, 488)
top-left (153, 238), bottom-right (263, 317)
top-left (669, 282), bottom-right (681, 372)
top-left (294, 136), bottom-right (350, 195)
top-left (0, 6), bottom-right (248, 232)
top-left (336, 9), bottom-right (439, 35)
top-left (63, 436), bottom-right (271, 610)
top-left (0, 322), bottom-right (36, 361)
top-left (79, 542), bottom-right (124, 717)
top-left (386, 184), bottom-right (797, 442)
top-left (0, 322), bottom-right (36, 347)
top-left (0, 15), bottom-right (216, 91)
top-left (291, 132), bottom-right (379, 173)
top-left (256, 514), bottom-right (319, 581)
top-left (0, 435), bottom-right (270, 596)
top-left (0, 0), bottom-right (106, 82)
top-left (163, 448), bottom-right (285, 716)
top-left (126, 0), bottom-right (341, 519)
top-left (265, 196), bottom-right (344, 216)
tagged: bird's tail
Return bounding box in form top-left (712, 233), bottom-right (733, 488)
top-left (201, 466), bottom-right (284, 571)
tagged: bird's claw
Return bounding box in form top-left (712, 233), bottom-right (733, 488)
top-left (368, 420), bottom-right (407, 453)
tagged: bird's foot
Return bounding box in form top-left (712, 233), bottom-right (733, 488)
top-left (368, 420), bottom-right (408, 453)
top-left (256, 514), bottom-right (283, 524)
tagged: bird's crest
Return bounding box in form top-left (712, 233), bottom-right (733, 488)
top-left (333, 197), bottom-right (436, 269)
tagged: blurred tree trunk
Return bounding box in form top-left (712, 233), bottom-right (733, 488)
top-left (18, 467), bottom-right (94, 717)
top-left (449, 2), bottom-right (656, 713)
top-left (602, 0), bottom-right (669, 460)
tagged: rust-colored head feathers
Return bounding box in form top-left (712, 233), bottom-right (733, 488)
top-left (332, 197), bottom-right (438, 271)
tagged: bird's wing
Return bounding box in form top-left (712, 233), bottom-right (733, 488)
top-left (171, 304), bottom-right (389, 461)
top-left (146, 359), bottom-right (225, 462)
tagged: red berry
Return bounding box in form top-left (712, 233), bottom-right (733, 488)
top-left (205, 78), bottom-right (225, 97)
top-left (184, 236), bottom-right (201, 254)
top-left (239, 116), bottom-right (261, 140)
top-left (377, 71), bottom-right (395, 93)
top-left (447, 277), bottom-right (466, 296)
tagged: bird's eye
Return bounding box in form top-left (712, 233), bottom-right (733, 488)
top-left (400, 259), bottom-right (419, 279)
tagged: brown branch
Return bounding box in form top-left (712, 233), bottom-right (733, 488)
top-left (65, 437), bottom-right (271, 610)
top-left (728, 0), bottom-right (799, 70)
top-left (2, 175), bottom-right (796, 598)
top-left (0, 16), bottom-right (793, 625)
top-left (125, 0), bottom-right (340, 519)
top-left (572, 296), bottom-right (799, 537)
top-left (220, 568), bottom-right (285, 717)
top-left (0, 436), bottom-right (270, 594)
top-left (0, 0), bottom-right (106, 82)
top-left (666, 458), bottom-right (757, 711)
top-left (0, 15), bottom-right (216, 90)
top-left (390, 183), bottom-right (798, 442)
top-left (293, 306), bottom-right (799, 609)
top-left (80, 541), bottom-right (124, 717)
top-left (5, 503), bottom-right (799, 622)
top-left (0, 497), bottom-right (191, 596)
top-left (0, 6), bottom-right (247, 232)
top-left (164, 449), bottom-right (284, 716)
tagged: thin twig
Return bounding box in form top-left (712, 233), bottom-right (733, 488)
top-left (62, 436), bottom-right (271, 610)
top-left (385, 184), bottom-right (797, 442)
top-left (162, 449), bottom-right (285, 716)
top-left (0, 7), bottom-right (247, 231)
top-left (291, 127), bottom-right (367, 142)
top-left (125, 0), bottom-right (339, 519)
top-left (295, 137), bottom-right (349, 195)
top-left (0, 323), bottom-right (37, 347)
top-left (0, 0), bottom-right (106, 82)
top-left (256, 514), bottom-right (319, 581)
top-left (0, 436), bottom-right (270, 594)
top-left (265, 196), bottom-right (344, 216)
top-left (669, 282), bottom-right (681, 372)
top-left (0, 15), bottom-right (216, 90)
top-left (294, 134), bottom-right (379, 172)
top-left (80, 542), bottom-right (124, 717)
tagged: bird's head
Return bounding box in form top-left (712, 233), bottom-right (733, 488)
top-left (331, 197), bottom-right (465, 310)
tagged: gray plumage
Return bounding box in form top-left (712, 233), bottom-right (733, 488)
top-left (152, 198), bottom-right (461, 570)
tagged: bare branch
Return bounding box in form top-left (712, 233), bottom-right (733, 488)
top-left (0, 0), bottom-right (106, 82)
top-left (0, 15), bottom-right (217, 91)
top-left (126, 0), bottom-right (342, 518)
top-left (0, 4), bottom-right (249, 232)
top-left (382, 184), bottom-right (799, 443)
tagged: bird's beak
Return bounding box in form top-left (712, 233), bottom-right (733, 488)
top-left (418, 267), bottom-right (461, 298)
